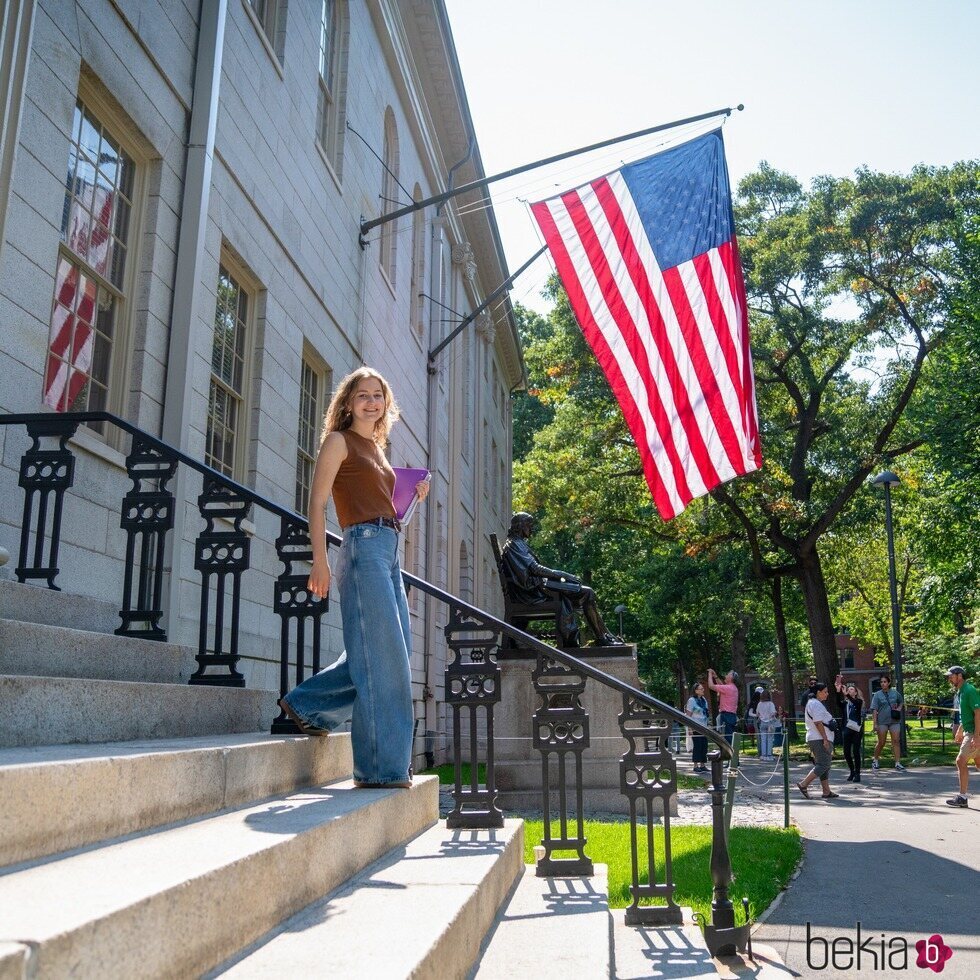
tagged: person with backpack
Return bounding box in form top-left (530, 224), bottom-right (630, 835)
top-left (870, 674), bottom-right (906, 771)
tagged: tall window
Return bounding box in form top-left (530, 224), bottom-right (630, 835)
top-left (316, 0), bottom-right (348, 176)
top-left (410, 184), bottom-right (425, 337)
top-left (296, 355), bottom-right (329, 514)
top-left (379, 108), bottom-right (399, 286)
top-left (206, 264), bottom-right (250, 478)
top-left (247, 0), bottom-right (287, 61)
top-left (44, 99), bottom-right (135, 427)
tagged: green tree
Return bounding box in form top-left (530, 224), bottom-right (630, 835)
top-left (712, 161), bottom-right (980, 691)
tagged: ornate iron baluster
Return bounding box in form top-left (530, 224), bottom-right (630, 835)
top-left (117, 435), bottom-right (177, 639)
top-left (190, 476), bottom-right (250, 686)
top-left (619, 694), bottom-right (682, 924)
top-left (444, 606), bottom-right (503, 828)
top-left (15, 419), bottom-right (79, 590)
top-left (533, 654), bottom-right (593, 876)
top-left (271, 516), bottom-right (329, 733)
top-left (702, 750), bottom-right (750, 955)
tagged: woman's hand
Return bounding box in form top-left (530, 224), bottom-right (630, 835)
top-left (308, 558), bottom-right (331, 599)
top-left (415, 480), bottom-right (430, 502)
top-left (823, 737), bottom-right (831, 751)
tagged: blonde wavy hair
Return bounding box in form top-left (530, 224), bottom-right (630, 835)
top-left (323, 367), bottom-right (400, 447)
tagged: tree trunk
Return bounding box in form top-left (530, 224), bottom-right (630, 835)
top-left (730, 614), bottom-right (752, 710)
top-left (771, 576), bottom-right (799, 741)
top-left (798, 545), bottom-right (843, 713)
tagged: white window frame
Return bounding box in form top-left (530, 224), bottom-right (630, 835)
top-left (315, 0), bottom-right (348, 182)
top-left (378, 108), bottom-right (399, 291)
top-left (46, 83), bottom-right (146, 444)
top-left (295, 348), bottom-right (331, 516)
top-left (243, 0), bottom-right (288, 72)
top-left (206, 253), bottom-right (256, 481)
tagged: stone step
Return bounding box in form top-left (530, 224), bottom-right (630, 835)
top-left (0, 578), bottom-right (119, 634)
top-left (0, 732), bottom-right (352, 867)
top-left (0, 776), bottom-right (439, 979)
top-left (0, 618), bottom-right (195, 684)
top-left (0, 674), bottom-right (277, 748)
top-left (210, 819), bottom-right (524, 979)
top-left (473, 864), bottom-right (612, 978)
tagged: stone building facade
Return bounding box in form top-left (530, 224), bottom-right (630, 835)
top-left (0, 0), bottom-right (521, 769)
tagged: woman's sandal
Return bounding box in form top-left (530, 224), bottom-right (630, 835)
top-left (278, 699), bottom-right (327, 736)
top-left (822, 791), bottom-right (840, 799)
top-left (796, 781), bottom-right (811, 798)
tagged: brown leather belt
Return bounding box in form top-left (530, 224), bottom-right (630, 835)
top-left (351, 516), bottom-right (402, 532)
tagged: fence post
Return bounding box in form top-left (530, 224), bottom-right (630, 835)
top-left (723, 732), bottom-right (741, 837)
top-left (783, 734), bottom-right (790, 829)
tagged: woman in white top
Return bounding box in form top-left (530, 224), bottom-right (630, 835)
top-left (797, 682), bottom-right (839, 799)
top-left (756, 690), bottom-right (779, 760)
top-left (685, 682), bottom-right (711, 773)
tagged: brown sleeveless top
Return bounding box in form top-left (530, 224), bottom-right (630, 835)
top-left (332, 429), bottom-right (397, 529)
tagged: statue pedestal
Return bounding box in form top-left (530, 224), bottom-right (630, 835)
top-left (494, 646), bottom-right (678, 817)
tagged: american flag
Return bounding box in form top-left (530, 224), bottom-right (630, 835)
top-left (531, 129), bottom-right (761, 520)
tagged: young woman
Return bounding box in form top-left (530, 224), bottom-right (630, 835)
top-left (797, 682), bottom-right (839, 799)
top-left (835, 676), bottom-right (865, 782)
top-left (685, 682), bottom-right (711, 773)
top-left (278, 367), bottom-right (429, 788)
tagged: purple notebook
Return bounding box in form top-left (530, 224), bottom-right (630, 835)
top-left (392, 467), bottom-right (430, 524)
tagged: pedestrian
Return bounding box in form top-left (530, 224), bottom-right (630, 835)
top-left (707, 667), bottom-right (740, 744)
top-left (835, 675), bottom-right (865, 782)
top-left (756, 689), bottom-right (778, 760)
top-left (797, 682), bottom-right (839, 799)
top-left (746, 686), bottom-right (762, 751)
top-left (945, 666), bottom-right (980, 808)
top-left (870, 674), bottom-right (906, 771)
top-left (685, 682), bottom-right (711, 773)
top-left (799, 674), bottom-right (818, 714)
top-left (917, 704), bottom-right (929, 727)
top-left (277, 367), bottom-right (429, 789)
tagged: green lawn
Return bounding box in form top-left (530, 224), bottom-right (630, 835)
top-left (521, 819), bottom-right (801, 924)
top-left (420, 762), bottom-right (487, 785)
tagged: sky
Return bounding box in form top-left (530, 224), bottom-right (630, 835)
top-left (442, 0), bottom-right (980, 314)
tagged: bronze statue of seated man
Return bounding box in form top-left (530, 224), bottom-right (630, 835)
top-left (500, 512), bottom-right (624, 648)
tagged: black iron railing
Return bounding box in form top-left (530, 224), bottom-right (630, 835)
top-left (0, 411), bottom-right (747, 953)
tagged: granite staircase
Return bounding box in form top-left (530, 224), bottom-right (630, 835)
top-left (0, 580), bottom-right (532, 979)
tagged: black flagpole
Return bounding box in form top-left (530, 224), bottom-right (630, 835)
top-left (359, 104), bottom-right (743, 245)
top-left (428, 244), bottom-right (548, 364)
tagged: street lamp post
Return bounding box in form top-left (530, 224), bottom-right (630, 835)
top-left (872, 470), bottom-right (907, 757)
top-left (614, 604), bottom-right (627, 639)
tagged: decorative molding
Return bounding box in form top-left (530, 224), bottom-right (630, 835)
top-left (451, 241), bottom-right (476, 283)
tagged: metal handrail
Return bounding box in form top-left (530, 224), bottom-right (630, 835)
top-left (0, 410), bottom-right (730, 756)
top-left (2, 408), bottom-right (746, 950)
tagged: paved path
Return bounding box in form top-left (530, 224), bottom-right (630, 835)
top-left (742, 760), bottom-right (979, 979)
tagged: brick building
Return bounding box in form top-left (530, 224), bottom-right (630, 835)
top-left (0, 0), bottom-right (521, 769)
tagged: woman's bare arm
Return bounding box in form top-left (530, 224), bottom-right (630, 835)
top-left (307, 431), bottom-right (347, 597)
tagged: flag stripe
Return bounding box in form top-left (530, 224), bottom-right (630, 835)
top-left (603, 173), bottom-right (744, 491)
top-left (561, 185), bottom-right (698, 503)
top-left (545, 191), bottom-right (687, 513)
top-left (588, 175), bottom-right (715, 496)
top-left (531, 199), bottom-right (679, 517)
top-left (662, 264), bottom-right (744, 480)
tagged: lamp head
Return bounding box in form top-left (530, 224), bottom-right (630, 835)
top-left (872, 470), bottom-right (900, 488)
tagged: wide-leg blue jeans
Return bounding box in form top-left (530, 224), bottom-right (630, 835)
top-left (282, 523), bottom-right (414, 784)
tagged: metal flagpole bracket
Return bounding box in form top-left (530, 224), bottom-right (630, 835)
top-left (427, 244), bottom-right (548, 365)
